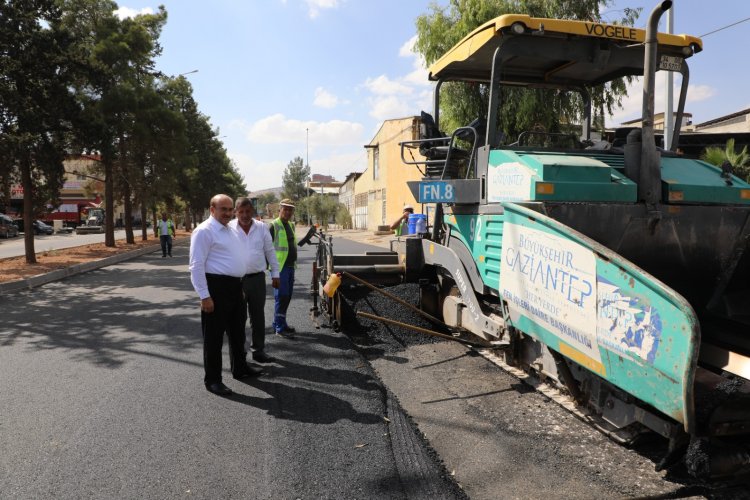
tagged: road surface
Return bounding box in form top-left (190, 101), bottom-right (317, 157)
top-left (0, 240), bottom-right (462, 499)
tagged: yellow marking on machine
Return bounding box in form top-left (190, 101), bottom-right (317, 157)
top-left (559, 342), bottom-right (606, 376)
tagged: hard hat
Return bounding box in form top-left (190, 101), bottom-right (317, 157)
top-left (403, 204), bottom-right (414, 211)
top-left (279, 198), bottom-right (296, 208)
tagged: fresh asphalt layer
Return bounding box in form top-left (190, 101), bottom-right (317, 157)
top-left (0, 235), bottom-right (462, 499)
top-left (2, 230), bottom-right (745, 499)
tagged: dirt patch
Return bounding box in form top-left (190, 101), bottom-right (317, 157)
top-left (0, 230), bottom-right (189, 283)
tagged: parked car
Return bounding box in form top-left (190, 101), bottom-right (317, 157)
top-left (0, 214), bottom-right (19, 238)
top-left (33, 220), bottom-right (54, 235)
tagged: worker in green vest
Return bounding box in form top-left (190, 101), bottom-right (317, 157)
top-left (390, 204), bottom-right (414, 236)
top-left (269, 199), bottom-right (298, 337)
top-left (157, 212), bottom-right (176, 257)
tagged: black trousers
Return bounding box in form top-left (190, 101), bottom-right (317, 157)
top-left (160, 235), bottom-right (172, 256)
top-left (201, 274), bottom-right (247, 384)
top-left (242, 272), bottom-right (267, 353)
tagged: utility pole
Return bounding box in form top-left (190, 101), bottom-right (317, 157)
top-left (306, 128), bottom-right (311, 225)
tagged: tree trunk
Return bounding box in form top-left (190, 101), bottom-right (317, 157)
top-left (184, 205), bottom-right (191, 231)
top-left (151, 206), bottom-right (158, 237)
top-left (21, 155), bottom-right (36, 264)
top-left (104, 154), bottom-right (115, 247)
top-left (120, 134), bottom-right (134, 245)
top-left (118, 132), bottom-right (135, 245)
top-left (140, 205), bottom-right (148, 241)
top-left (123, 180), bottom-right (134, 244)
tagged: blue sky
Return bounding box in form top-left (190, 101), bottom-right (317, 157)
top-left (114, 0), bottom-right (750, 191)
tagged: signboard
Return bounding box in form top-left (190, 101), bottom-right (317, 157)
top-left (501, 222), bottom-right (601, 363)
top-left (659, 55), bottom-right (682, 72)
top-left (419, 181), bottom-right (455, 203)
top-left (487, 161), bottom-right (534, 202)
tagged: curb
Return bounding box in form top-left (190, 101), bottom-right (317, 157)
top-left (0, 239), bottom-right (190, 296)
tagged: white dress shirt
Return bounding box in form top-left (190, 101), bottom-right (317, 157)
top-left (189, 216), bottom-right (247, 299)
top-left (229, 219), bottom-right (280, 279)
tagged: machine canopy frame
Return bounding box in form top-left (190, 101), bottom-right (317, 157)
top-left (428, 14), bottom-right (702, 86)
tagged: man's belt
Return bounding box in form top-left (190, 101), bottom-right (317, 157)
top-left (205, 273), bottom-right (242, 283)
top-left (242, 271), bottom-right (265, 279)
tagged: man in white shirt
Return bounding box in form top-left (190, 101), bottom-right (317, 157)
top-left (156, 212), bottom-right (175, 257)
top-left (189, 194), bottom-right (263, 397)
top-left (229, 197), bottom-right (280, 364)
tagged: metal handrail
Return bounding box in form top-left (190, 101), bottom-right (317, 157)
top-left (399, 126), bottom-right (479, 179)
top-left (400, 136), bottom-right (451, 166)
top-left (441, 126), bottom-right (478, 180)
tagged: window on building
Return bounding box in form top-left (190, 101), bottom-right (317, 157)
top-left (373, 148), bottom-right (379, 180)
top-left (381, 188), bottom-right (386, 224)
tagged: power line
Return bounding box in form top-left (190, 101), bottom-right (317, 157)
top-left (700, 16), bottom-right (750, 38)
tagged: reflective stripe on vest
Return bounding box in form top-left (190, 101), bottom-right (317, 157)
top-left (157, 220), bottom-right (174, 237)
top-left (272, 218), bottom-right (296, 269)
top-left (394, 220), bottom-right (406, 236)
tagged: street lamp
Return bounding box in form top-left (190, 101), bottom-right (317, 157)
top-left (178, 69), bottom-right (199, 77)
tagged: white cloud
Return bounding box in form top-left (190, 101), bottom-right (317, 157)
top-left (113, 6), bottom-right (154, 19)
top-left (229, 148), bottom-right (366, 191)
top-left (364, 75), bottom-right (413, 96)
top-left (607, 73), bottom-right (717, 127)
top-left (310, 151), bottom-right (366, 179)
top-left (361, 35), bottom-right (431, 122)
top-left (368, 96), bottom-right (411, 121)
top-left (244, 114), bottom-right (363, 146)
top-left (403, 66), bottom-right (430, 87)
top-left (228, 153), bottom-right (287, 191)
top-left (399, 35), bottom-right (417, 58)
top-left (313, 87), bottom-right (339, 108)
top-left (686, 84), bottom-right (716, 103)
top-left (399, 35), bottom-right (430, 86)
top-left (305, 0), bottom-right (340, 19)
top-left (227, 119), bottom-right (251, 133)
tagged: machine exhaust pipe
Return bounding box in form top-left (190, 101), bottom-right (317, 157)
top-left (639, 1), bottom-right (671, 203)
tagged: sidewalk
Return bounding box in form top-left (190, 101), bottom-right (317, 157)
top-left (0, 238), bottom-right (189, 295)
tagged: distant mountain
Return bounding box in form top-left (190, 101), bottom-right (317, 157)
top-left (247, 186), bottom-right (283, 199)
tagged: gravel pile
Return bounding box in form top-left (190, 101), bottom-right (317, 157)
top-left (338, 282), bottom-right (447, 353)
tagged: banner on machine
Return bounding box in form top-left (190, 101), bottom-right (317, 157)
top-left (487, 161), bottom-right (534, 202)
top-left (501, 222), bottom-right (601, 363)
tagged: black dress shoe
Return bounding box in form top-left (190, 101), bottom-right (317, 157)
top-left (205, 382), bottom-right (233, 396)
top-left (233, 365), bottom-right (264, 380)
top-left (282, 326), bottom-right (296, 333)
top-left (252, 351), bottom-right (274, 363)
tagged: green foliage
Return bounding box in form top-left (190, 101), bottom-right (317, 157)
top-left (1, 0), bottom-right (251, 247)
top-left (0, 0), bottom-right (79, 261)
top-left (294, 196), bottom-right (312, 225)
top-left (301, 194), bottom-right (339, 230)
top-left (282, 156), bottom-right (310, 202)
top-left (701, 139), bottom-right (750, 182)
top-left (256, 192), bottom-right (278, 216)
top-left (335, 203), bottom-right (353, 229)
top-left (413, 0), bottom-right (641, 140)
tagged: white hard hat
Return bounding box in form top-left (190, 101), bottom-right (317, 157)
top-left (403, 204), bottom-right (414, 210)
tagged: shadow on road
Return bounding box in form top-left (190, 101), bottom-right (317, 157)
top-left (0, 249), bottom-right (200, 369)
top-left (230, 377), bottom-right (383, 425)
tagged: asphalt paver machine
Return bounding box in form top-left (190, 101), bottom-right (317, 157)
top-left (313, 1), bottom-right (750, 478)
